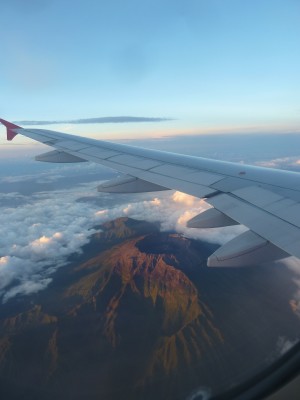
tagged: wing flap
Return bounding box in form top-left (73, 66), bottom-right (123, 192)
top-left (230, 186), bottom-right (300, 228)
top-left (134, 169), bottom-right (218, 198)
top-left (232, 186), bottom-right (283, 207)
top-left (208, 193), bottom-right (300, 258)
top-left (107, 154), bottom-right (163, 170)
top-left (148, 165), bottom-right (223, 185)
top-left (79, 147), bottom-right (121, 159)
top-left (55, 140), bottom-right (90, 151)
top-left (265, 201), bottom-right (300, 227)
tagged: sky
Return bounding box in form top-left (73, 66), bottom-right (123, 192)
top-left (1, 0), bottom-right (300, 141)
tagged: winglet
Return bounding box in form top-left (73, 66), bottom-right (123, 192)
top-left (0, 119), bottom-right (21, 141)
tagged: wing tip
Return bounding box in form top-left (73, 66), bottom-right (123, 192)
top-left (0, 119), bottom-right (21, 141)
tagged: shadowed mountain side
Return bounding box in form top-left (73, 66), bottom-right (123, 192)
top-left (0, 306), bottom-right (58, 391)
top-left (1, 305), bottom-right (57, 334)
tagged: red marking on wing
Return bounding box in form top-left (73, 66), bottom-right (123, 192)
top-left (0, 119), bottom-right (21, 141)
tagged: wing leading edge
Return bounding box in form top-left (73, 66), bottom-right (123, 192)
top-left (2, 118), bottom-right (300, 267)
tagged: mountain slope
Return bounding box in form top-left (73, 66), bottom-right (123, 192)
top-left (0, 218), bottom-right (299, 400)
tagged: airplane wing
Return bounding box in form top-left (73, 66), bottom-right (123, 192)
top-left (1, 118), bottom-right (300, 267)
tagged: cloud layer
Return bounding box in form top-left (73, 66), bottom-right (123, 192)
top-left (0, 168), bottom-right (246, 303)
top-left (14, 116), bottom-right (173, 125)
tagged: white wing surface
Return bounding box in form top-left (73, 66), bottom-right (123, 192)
top-left (2, 118), bottom-right (300, 267)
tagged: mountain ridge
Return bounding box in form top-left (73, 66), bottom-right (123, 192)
top-left (0, 217), bottom-right (299, 400)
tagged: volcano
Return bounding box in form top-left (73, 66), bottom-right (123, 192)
top-left (0, 218), bottom-right (299, 400)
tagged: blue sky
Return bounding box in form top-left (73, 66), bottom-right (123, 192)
top-left (1, 0), bottom-right (300, 140)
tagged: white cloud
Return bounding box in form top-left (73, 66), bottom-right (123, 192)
top-left (0, 184), bottom-right (103, 301)
top-left (255, 157), bottom-right (300, 170)
top-left (95, 191), bottom-right (245, 244)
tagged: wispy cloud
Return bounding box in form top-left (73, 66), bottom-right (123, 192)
top-left (14, 116), bottom-right (173, 125)
top-left (255, 157), bottom-right (300, 171)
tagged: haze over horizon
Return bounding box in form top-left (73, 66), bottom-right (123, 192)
top-left (1, 0), bottom-right (300, 142)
